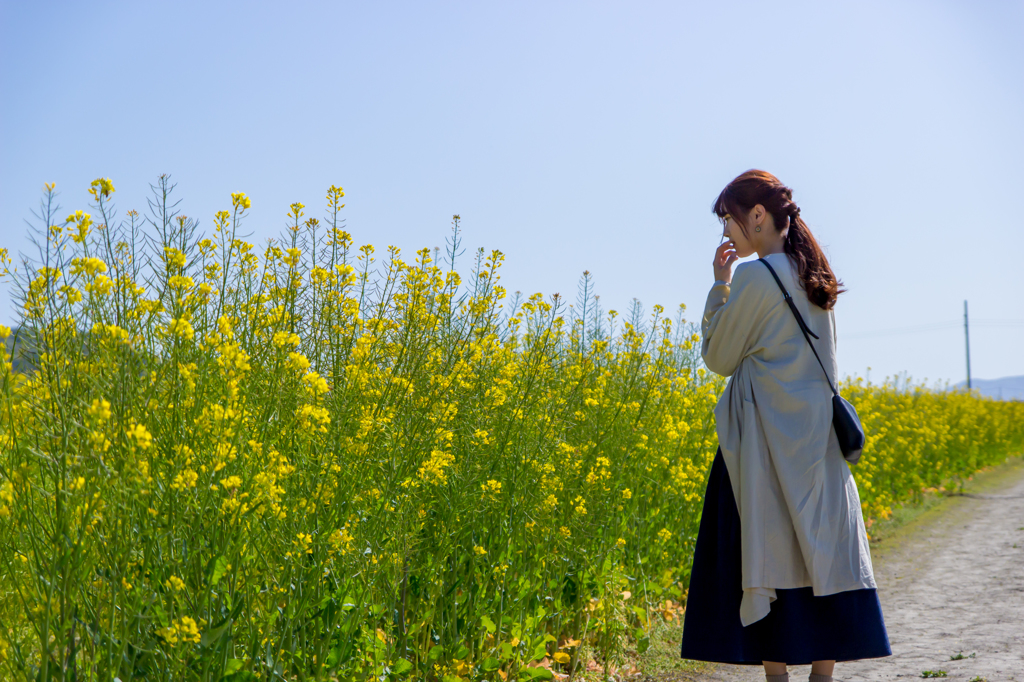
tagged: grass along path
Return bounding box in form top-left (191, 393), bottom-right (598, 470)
top-left (618, 453), bottom-right (1024, 682)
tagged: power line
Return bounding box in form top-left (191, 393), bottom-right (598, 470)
top-left (971, 319), bottom-right (1024, 327)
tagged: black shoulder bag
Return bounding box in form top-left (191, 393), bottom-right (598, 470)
top-left (758, 258), bottom-right (865, 465)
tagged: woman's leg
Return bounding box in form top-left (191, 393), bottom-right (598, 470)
top-left (763, 660), bottom-right (787, 677)
top-left (810, 659), bottom-right (836, 677)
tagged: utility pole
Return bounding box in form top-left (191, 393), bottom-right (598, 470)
top-left (964, 300), bottom-right (972, 392)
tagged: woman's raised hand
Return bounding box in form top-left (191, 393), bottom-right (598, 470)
top-left (714, 239), bottom-right (738, 284)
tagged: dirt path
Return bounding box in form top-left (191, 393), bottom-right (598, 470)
top-left (691, 462), bottom-right (1024, 682)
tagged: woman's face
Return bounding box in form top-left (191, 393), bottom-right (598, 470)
top-left (720, 209), bottom-right (758, 259)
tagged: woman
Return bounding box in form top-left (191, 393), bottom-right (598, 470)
top-left (679, 170), bottom-right (891, 682)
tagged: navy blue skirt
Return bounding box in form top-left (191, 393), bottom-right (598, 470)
top-left (680, 447), bottom-right (892, 665)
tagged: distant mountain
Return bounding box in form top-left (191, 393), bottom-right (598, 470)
top-left (953, 375), bottom-right (1024, 401)
top-left (3, 326), bottom-right (40, 375)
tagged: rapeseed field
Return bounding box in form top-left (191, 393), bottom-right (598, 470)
top-left (1, 178), bottom-right (1021, 681)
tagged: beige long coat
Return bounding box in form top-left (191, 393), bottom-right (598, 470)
top-left (701, 251), bottom-right (876, 627)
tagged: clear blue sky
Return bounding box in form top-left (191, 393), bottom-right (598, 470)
top-left (2, 1), bottom-right (1022, 385)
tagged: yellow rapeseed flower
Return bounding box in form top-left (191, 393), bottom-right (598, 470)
top-left (168, 317), bottom-right (195, 340)
top-left (231, 192), bottom-right (251, 211)
top-left (126, 422), bottom-right (153, 449)
top-left (220, 476), bottom-right (243, 490)
top-left (287, 352), bottom-right (311, 372)
top-left (273, 331), bottom-right (301, 349)
top-left (70, 257), bottom-right (108, 278)
top-left (294, 532), bottom-right (313, 555)
top-left (480, 479), bottom-right (502, 497)
top-left (327, 185), bottom-right (345, 209)
top-left (163, 246), bottom-right (187, 272)
top-left (86, 274), bottom-right (113, 296)
top-left (88, 398), bottom-right (111, 421)
top-left (176, 617), bottom-right (200, 644)
top-left (66, 210), bottom-right (93, 244)
top-left (88, 177), bottom-right (115, 200)
top-left (168, 275), bottom-right (195, 290)
top-left (171, 469), bottom-right (198, 491)
top-left (302, 372), bottom-right (329, 396)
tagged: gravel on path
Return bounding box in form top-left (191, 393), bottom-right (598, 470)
top-left (689, 464), bottom-right (1024, 682)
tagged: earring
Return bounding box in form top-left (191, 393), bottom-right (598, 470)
top-left (755, 226), bottom-right (761, 232)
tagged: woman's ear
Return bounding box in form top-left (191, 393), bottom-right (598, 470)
top-left (749, 204), bottom-right (765, 227)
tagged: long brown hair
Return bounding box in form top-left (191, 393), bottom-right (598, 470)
top-left (712, 169), bottom-right (845, 310)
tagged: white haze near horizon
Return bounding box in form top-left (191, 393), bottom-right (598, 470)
top-left (1, 1), bottom-right (1022, 386)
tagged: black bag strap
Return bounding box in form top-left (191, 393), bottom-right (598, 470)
top-left (758, 258), bottom-right (839, 397)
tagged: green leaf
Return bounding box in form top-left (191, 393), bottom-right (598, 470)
top-left (454, 644), bottom-right (470, 659)
top-left (222, 659), bottom-right (256, 682)
top-left (531, 642), bottom-right (549, 661)
top-left (151, 602), bottom-right (169, 627)
top-left (520, 668), bottom-right (554, 680)
top-left (209, 555), bottom-right (229, 587)
top-left (637, 636), bottom-right (651, 654)
top-left (480, 615), bottom-right (497, 634)
top-left (390, 659), bottom-right (414, 675)
top-left (481, 657), bottom-right (501, 671)
top-left (200, 617), bottom-right (233, 648)
top-left (428, 645), bottom-right (445, 662)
